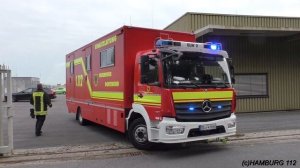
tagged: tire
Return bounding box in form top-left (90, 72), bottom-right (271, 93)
top-left (128, 118), bottom-right (153, 150)
top-left (77, 109), bottom-right (88, 126)
top-left (12, 96), bottom-right (17, 102)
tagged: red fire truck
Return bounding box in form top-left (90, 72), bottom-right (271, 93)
top-left (66, 26), bottom-right (236, 149)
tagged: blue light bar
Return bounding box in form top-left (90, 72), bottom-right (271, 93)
top-left (217, 105), bottom-right (222, 109)
top-left (155, 39), bottom-right (181, 48)
top-left (204, 42), bottom-right (222, 50)
top-left (210, 44), bottom-right (217, 50)
top-left (155, 40), bottom-right (173, 48)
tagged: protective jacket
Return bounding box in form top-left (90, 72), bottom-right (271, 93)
top-left (30, 90), bottom-right (51, 116)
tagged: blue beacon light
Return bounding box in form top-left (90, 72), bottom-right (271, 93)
top-left (188, 107), bottom-right (195, 111)
top-left (210, 44), bottom-right (217, 50)
top-left (204, 42), bottom-right (222, 50)
top-left (217, 105), bottom-right (222, 109)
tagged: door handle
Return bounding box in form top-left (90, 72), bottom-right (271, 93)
top-left (137, 93), bottom-right (143, 98)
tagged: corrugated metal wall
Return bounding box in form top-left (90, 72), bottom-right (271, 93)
top-left (165, 13), bottom-right (300, 32)
top-left (204, 36), bottom-right (300, 112)
top-left (166, 14), bottom-right (191, 32)
top-left (165, 13), bottom-right (300, 112)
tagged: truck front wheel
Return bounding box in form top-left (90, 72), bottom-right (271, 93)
top-left (128, 118), bottom-right (153, 150)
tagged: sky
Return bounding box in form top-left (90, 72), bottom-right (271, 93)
top-left (1, 0), bottom-right (300, 85)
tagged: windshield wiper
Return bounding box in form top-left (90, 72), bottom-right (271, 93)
top-left (189, 82), bottom-right (201, 88)
top-left (161, 49), bottom-right (183, 61)
top-left (189, 82), bottom-right (229, 88)
top-left (166, 83), bottom-right (197, 89)
top-left (166, 81), bottom-right (230, 89)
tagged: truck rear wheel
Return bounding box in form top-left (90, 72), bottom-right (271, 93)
top-left (128, 118), bottom-right (153, 150)
top-left (77, 109), bottom-right (87, 126)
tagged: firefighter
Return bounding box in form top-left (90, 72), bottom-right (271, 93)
top-left (30, 84), bottom-right (52, 136)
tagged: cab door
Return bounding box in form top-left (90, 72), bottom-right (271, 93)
top-left (134, 54), bottom-right (162, 120)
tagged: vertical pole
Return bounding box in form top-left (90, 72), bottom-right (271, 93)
top-left (0, 66), bottom-right (13, 155)
top-left (6, 69), bottom-right (13, 154)
top-left (0, 68), bottom-right (3, 146)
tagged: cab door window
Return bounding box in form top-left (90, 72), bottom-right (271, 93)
top-left (148, 59), bottom-right (158, 83)
top-left (140, 55), bottom-right (159, 84)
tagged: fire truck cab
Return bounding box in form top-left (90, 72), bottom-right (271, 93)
top-left (66, 26), bottom-right (236, 149)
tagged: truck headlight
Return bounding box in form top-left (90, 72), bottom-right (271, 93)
top-left (166, 125), bottom-right (185, 134)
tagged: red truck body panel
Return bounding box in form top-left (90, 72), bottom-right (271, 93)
top-left (66, 26), bottom-right (195, 133)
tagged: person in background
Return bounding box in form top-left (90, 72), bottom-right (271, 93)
top-left (30, 83), bottom-right (52, 136)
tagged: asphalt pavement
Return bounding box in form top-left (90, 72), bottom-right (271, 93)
top-left (3, 137), bottom-right (300, 168)
top-left (1, 95), bottom-right (300, 149)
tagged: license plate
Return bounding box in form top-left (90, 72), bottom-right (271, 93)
top-left (199, 123), bottom-right (217, 131)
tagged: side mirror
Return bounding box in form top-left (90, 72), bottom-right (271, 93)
top-left (229, 65), bottom-right (235, 84)
top-left (227, 58), bottom-right (235, 84)
top-left (231, 76), bottom-right (235, 84)
top-left (140, 55), bottom-right (149, 83)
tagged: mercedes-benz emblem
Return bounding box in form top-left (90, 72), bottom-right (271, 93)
top-left (202, 100), bottom-right (212, 113)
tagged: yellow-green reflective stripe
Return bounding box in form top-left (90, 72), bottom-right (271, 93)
top-left (66, 62), bottom-right (70, 68)
top-left (134, 102), bottom-right (161, 106)
top-left (33, 92), bottom-right (44, 96)
top-left (72, 57), bottom-right (124, 101)
top-left (35, 111), bottom-right (47, 115)
top-left (173, 91), bottom-right (233, 101)
top-left (74, 58), bottom-right (82, 65)
top-left (134, 94), bottom-right (161, 104)
top-left (174, 98), bottom-right (232, 103)
top-left (74, 57), bottom-right (92, 94)
top-left (33, 92), bottom-right (46, 114)
top-left (92, 91), bottom-right (123, 100)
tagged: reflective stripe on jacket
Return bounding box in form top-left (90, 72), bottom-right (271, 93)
top-left (33, 92), bottom-right (47, 116)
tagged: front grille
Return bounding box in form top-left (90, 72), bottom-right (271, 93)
top-left (175, 101), bottom-right (232, 122)
top-left (188, 126), bottom-right (226, 137)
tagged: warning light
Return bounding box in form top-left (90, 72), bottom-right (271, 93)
top-left (156, 40), bottom-right (173, 47)
top-left (204, 42), bottom-right (222, 50)
top-left (188, 107), bottom-right (195, 111)
top-left (210, 44), bottom-right (217, 50)
top-left (155, 39), bottom-right (182, 48)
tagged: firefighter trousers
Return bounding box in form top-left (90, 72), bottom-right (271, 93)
top-left (36, 115), bottom-right (46, 136)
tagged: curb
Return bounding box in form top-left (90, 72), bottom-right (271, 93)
top-left (0, 143), bottom-right (140, 167)
top-left (229, 129), bottom-right (300, 141)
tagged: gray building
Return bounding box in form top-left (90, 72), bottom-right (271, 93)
top-left (4, 77), bottom-right (40, 93)
top-left (165, 13), bottom-right (300, 112)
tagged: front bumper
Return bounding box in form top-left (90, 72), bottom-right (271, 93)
top-left (149, 114), bottom-right (236, 143)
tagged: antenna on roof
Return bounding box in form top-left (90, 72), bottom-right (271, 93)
top-left (151, 1), bottom-right (154, 28)
top-left (130, 16), bottom-right (132, 26)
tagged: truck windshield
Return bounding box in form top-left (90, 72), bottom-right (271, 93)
top-left (162, 51), bottom-right (230, 88)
